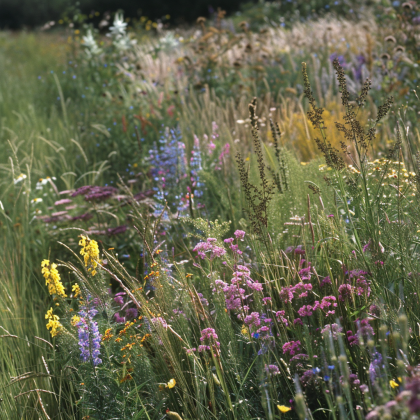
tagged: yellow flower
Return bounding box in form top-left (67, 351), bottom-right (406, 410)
top-left (390, 379), bottom-right (399, 389)
top-left (167, 379), bottom-right (176, 389)
top-left (277, 405), bottom-right (292, 413)
top-left (241, 325), bottom-right (250, 337)
top-left (45, 307), bottom-right (62, 337)
top-left (41, 260), bottom-right (67, 298)
top-left (102, 328), bottom-right (113, 342)
top-left (72, 283), bottom-right (81, 298)
top-left (79, 235), bottom-right (100, 276)
top-left (71, 315), bottom-right (81, 326)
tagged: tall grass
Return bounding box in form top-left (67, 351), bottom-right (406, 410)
top-left (2, 3), bottom-right (420, 418)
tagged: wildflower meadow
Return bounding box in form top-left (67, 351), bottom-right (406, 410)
top-left (2, 1), bottom-right (420, 419)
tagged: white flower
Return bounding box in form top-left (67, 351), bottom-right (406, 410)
top-left (14, 174), bottom-right (27, 184)
top-left (108, 13), bottom-right (127, 38)
top-left (31, 198), bottom-right (43, 204)
top-left (158, 32), bottom-right (179, 50)
top-left (82, 30), bottom-right (102, 57)
top-left (36, 177), bottom-right (49, 190)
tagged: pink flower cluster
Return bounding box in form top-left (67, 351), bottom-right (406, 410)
top-left (198, 327), bottom-right (220, 352)
top-left (244, 312), bottom-right (261, 328)
top-left (282, 340), bottom-right (301, 356)
top-left (215, 265), bottom-right (263, 311)
top-left (223, 230), bottom-right (246, 255)
top-left (275, 310), bottom-right (288, 326)
top-left (279, 283), bottom-right (313, 304)
top-left (193, 238), bottom-right (226, 260)
top-left (297, 296), bottom-right (338, 318)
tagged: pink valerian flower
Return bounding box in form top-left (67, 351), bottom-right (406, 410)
top-left (200, 328), bottom-right (219, 342)
top-left (198, 344), bottom-right (211, 352)
top-left (338, 284), bottom-right (353, 302)
top-left (319, 296), bottom-right (337, 311)
top-left (363, 239), bottom-right (371, 253)
top-left (224, 237), bottom-right (234, 244)
top-left (294, 245), bottom-right (305, 255)
top-left (368, 304), bottom-right (380, 317)
top-left (279, 282), bottom-right (312, 304)
top-left (185, 347), bottom-right (196, 354)
top-left (279, 286), bottom-right (294, 304)
top-left (355, 276), bottom-right (371, 297)
top-left (298, 263), bottom-right (312, 281)
top-left (262, 297), bottom-right (272, 305)
top-left (320, 276), bottom-right (332, 287)
top-left (347, 330), bottom-right (359, 346)
top-left (199, 328), bottom-right (220, 350)
top-left (294, 318), bottom-right (303, 326)
top-left (257, 326), bottom-right (270, 333)
top-left (229, 244), bottom-right (243, 255)
top-left (244, 312), bottom-right (261, 328)
top-left (298, 305), bottom-right (314, 317)
top-left (234, 265), bottom-right (263, 292)
top-left (246, 279), bottom-right (263, 292)
top-left (222, 284), bottom-right (245, 310)
top-left (193, 238), bottom-right (226, 260)
top-left (264, 364), bottom-right (280, 376)
top-left (275, 310), bottom-right (289, 326)
top-left (282, 340), bottom-right (301, 356)
top-left (151, 317), bottom-right (168, 328)
top-left (321, 323), bottom-right (343, 340)
top-left (216, 143), bottom-right (230, 170)
top-left (356, 318), bottom-right (374, 344)
top-left (234, 230), bottom-right (246, 240)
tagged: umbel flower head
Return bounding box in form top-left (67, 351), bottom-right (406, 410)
top-left (41, 260), bottom-right (66, 297)
top-left (79, 235), bottom-right (100, 276)
top-left (45, 308), bottom-right (62, 337)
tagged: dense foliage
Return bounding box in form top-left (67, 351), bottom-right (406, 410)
top-left (2, 1), bottom-right (420, 419)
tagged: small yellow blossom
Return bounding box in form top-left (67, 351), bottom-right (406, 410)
top-left (277, 405), bottom-right (292, 413)
top-left (45, 307), bottom-right (62, 337)
top-left (390, 379), bottom-right (399, 388)
top-left (167, 379), bottom-right (176, 389)
top-left (71, 315), bottom-right (81, 326)
top-left (241, 325), bottom-right (250, 337)
top-left (102, 328), bottom-right (113, 342)
top-left (41, 260), bottom-right (67, 297)
top-left (72, 283), bottom-right (81, 298)
top-left (79, 235), bottom-right (100, 276)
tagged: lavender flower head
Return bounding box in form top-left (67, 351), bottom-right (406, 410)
top-left (264, 364), bottom-right (280, 376)
top-left (77, 296), bottom-right (102, 366)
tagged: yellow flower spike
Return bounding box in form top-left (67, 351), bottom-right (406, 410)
top-left (390, 379), bottom-right (399, 389)
top-left (277, 405), bottom-right (292, 413)
top-left (45, 307), bottom-right (62, 337)
top-left (41, 260), bottom-right (67, 298)
top-left (167, 379), bottom-right (176, 389)
top-left (71, 315), bottom-right (81, 326)
top-left (79, 235), bottom-right (100, 276)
